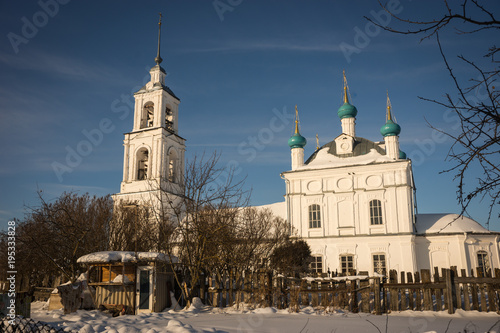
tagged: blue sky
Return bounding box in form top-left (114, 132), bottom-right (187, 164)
top-left (0, 0), bottom-right (498, 230)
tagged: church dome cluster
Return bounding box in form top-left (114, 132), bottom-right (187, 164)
top-left (288, 71), bottom-right (405, 165)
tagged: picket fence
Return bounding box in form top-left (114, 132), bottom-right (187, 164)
top-left (202, 267), bottom-right (500, 314)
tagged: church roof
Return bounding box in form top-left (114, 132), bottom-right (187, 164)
top-left (135, 82), bottom-right (180, 101)
top-left (415, 213), bottom-right (492, 235)
top-left (296, 137), bottom-right (391, 170)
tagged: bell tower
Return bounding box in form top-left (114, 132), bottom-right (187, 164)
top-left (114, 13), bottom-right (185, 205)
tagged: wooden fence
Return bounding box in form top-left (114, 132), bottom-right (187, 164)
top-left (202, 267), bottom-right (500, 314)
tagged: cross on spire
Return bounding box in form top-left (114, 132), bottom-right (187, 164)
top-left (155, 12), bottom-right (163, 65)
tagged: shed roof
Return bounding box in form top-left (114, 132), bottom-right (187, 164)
top-left (77, 251), bottom-right (178, 264)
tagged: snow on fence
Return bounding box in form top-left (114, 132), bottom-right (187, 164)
top-left (203, 267), bottom-right (500, 314)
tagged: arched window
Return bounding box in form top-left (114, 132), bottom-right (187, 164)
top-left (477, 251), bottom-right (490, 276)
top-left (168, 149), bottom-right (177, 183)
top-left (165, 106), bottom-right (173, 132)
top-left (137, 149), bottom-right (149, 180)
top-left (369, 199), bottom-right (383, 225)
top-left (141, 102), bottom-right (154, 128)
top-left (308, 204), bottom-right (321, 228)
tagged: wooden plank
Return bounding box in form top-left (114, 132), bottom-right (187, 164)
top-left (374, 277), bottom-right (382, 315)
top-left (471, 269), bottom-right (479, 311)
top-left (433, 267), bottom-right (442, 311)
top-left (445, 269), bottom-right (454, 314)
top-left (360, 279), bottom-right (370, 313)
top-left (407, 272), bottom-right (414, 311)
top-left (487, 282), bottom-right (496, 312)
top-left (461, 269), bottom-right (471, 311)
top-left (421, 269), bottom-right (432, 311)
top-left (415, 272), bottom-right (421, 311)
top-left (442, 268), bottom-right (448, 310)
top-left (451, 266), bottom-right (461, 310)
top-left (311, 281), bottom-right (318, 307)
top-left (350, 280), bottom-right (358, 313)
top-left (389, 270), bottom-right (399, 312)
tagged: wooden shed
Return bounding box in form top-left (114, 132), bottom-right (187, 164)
top-left (77, 251), bottom-right (177, 314)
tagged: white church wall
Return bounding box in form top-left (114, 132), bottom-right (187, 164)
top-left (305, 234), bottom-right (417, 276)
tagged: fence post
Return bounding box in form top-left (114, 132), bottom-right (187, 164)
top-left (374, 277), bottom-right (382, 315)
top-left (445, 269), bottom-right (454, 314)
top-left (350, 280), bottom-right (358, 313)
top-left (389, 269), bottom-right (399, 312)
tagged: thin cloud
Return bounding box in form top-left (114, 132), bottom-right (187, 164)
top-left (0, 49), bottom-right (125, 83)
top-left (183, 40), bottom-right (342, 53)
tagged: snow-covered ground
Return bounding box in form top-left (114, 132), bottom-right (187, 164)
top-left (30, 300), bottom-right (500, 333)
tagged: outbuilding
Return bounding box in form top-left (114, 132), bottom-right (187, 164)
top-left (77, 251), bottom-right (177, 314)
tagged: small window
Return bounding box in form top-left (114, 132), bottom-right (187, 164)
top-left (141, 103), bottom-right (154, 128)
top-left (369, 199), bottom-right (383, 225)
top-left (309, 204), bottom-right (321, 228)
top-left (137, 149), bottom-right (149, 180)
top-left (168, 149), bottom-right (177, 183)
top-left (477, 251), bottom-right (490, 276)
top-left (340, 255), bottom-right (354, 275)
top-left (373, 254), bottom-right (386, 276)
top-left (165, 106), bottom-right (173, 132)
top-left (310, 256), bottom-right (323, 273)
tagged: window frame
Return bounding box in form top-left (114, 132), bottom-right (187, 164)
top-left (372, 253), bottom-right (387, 276)
top-left (310, 255), bottom-right (323, 274)
top-left (340, 254), bottom-right (354, 275)
top-left (308, 204), bottom-right (322, 229)
top-left (477, 251), bottom-right (490, 276)
top-left (369, 199), bottom-right (383, 225)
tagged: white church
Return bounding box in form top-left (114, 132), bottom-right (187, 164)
top-left (113, 19), bottom-right (500, 277)
top-left (273, 73), bottom-right (500, 277)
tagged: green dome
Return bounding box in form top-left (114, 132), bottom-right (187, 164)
top-left (380, 119), bottom-right (401, 137)
top-left (399, 150), bottom-right (407, 159)
top-left (337, 102), bottom-right (358, 119)
top-left (288, 132), bottom-right (307, 149)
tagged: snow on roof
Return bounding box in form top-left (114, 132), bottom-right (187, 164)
top-left (77, 251), bottom-right (178, 264)
top-left (298, 148), bottom-right (393, 170)
top-left (253, 201), bottom-right (286, 220)
top-left (416, 213), bottom-right (490, 234)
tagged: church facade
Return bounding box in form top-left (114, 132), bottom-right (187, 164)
top-left (113, 19), bottom-right (499, 278)
top-left (279, 73), bottom-right (500, 276)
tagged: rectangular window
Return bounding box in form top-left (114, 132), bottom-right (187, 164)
top-left (310, 256), bottom-right (323, 273)
top-left (477, 251), bottom-right (490, 276)
top-left (340, 255), bottom-right (354, 275)
top-left (309, 204), bottom-right (321, 228)
top-left (373, 254), bottom-right (386, 276)
top-left (370, 200), bottom-right (383, 225)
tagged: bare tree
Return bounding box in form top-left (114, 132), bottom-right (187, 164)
top-left (1, 192), bottom-right (113, 287)
top-left (147, 152), bottom-right (289, 307)
top-left (366, 0), bottom-right (499, 225)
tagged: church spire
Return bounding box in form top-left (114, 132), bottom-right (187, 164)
top-left (386, 90), bottom-right (393, 122)
top-left (155, 13), bottom-right (163, 65)
top-left (294, 104), bottom-right (300, 134)
top-left (343, 70), bottom-right (349, 104)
